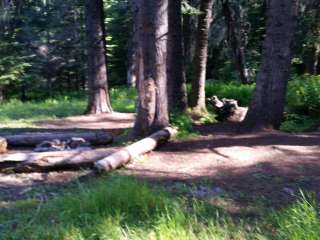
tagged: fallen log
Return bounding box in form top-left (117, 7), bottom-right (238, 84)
top-left (207, 96), bottom-right (248, 122)
top-left (0, 148), bottom-right (117, 173)
top-left (0, 137), bottom-right (7, 154)
top-left (1, 131), bottom-right (113, 147)
top-left (95, 127), bottom-right (177, 172)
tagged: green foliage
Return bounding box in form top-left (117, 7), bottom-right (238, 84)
top-left (0, 176), bottom-right (259, 240)
top-left (287, 75), bottom-right (320, 116)
top-left (272, 192), bottom-right (320, 240)
top-left (1, 176), bottom-right (320, 239)
top-left (205, 81), bottom-right (254, 106)
top-left (170, 112), bottom-right (195, 139)
top-left (280, 113), bottom-right (317, 133)
top-left (104, 0), bottom-right (131, 85)
top-left (109, 87), bottom-right (137, 113)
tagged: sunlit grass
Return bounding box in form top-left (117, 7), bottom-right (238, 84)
top-left (0, 176), bottom-right (319, 239)
top-left (0, 87), bottom-right (137, 128)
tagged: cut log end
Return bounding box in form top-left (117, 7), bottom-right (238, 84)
top-left (94, 127), bottom-right (177, 173)
top-left (0, 137), bottom-right (8, 154)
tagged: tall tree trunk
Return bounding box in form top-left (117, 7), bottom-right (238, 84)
top-left (190, 0), bottom-right (214, 113)
top-left (183, 0), bottom-right (198, 67)
top-left (242, 0), bottom-right (298, 131)
top-left (133, 0), bottom-right (169, 137)
top-left (0, 85), bottom-right (4, 102)
top-left (127, 0), bottom-right (139, 88)
top-left (314, 44), bottom-right (320, 75)
top-left (221, 0), bottom-right (250, 84)
top-left (84, 0), bottom-right (112, 114)
top-left (167, 0), bottom-right (188, 112)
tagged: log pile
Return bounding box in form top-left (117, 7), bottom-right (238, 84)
top-left (207, 96), bottom-right (248, 122)
top-left (0, 127), bottom-right (176, 173)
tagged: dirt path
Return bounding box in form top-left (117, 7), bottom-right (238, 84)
top-left (35, 112), bottom-right (135, 132)
top-left (1, 122), bottom-right (320, 207)
top-left (125, 123), bottom-right (320, 206)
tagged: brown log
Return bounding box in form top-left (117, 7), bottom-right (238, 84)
top-left (0, 148), bottom-right (117, 173)
top-left (95, 127), bottom-right (177, 172)
top-left (0, 137), bottom-right (7, 154)
top-left (1, 131), bottom-right (113, 147)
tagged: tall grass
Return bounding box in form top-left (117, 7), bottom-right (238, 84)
top-left (1, 176), bottom-right (319, 239)
top-left (272, 192), bottom-right (320, 240)
top-left (0, 176), bottom-right (260, 240)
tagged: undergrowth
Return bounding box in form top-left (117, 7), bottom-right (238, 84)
top-left (1, 76), bottom-right (319, 132)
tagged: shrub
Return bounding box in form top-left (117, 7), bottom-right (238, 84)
top-left (280, 113), bottom-right (318, 133)
top-left (287, 74), bottom-right (320, 116)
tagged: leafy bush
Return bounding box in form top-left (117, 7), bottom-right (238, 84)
top-left (280, 113), bottom-right (318, 133)
top-left (287, 74), bottom-right (320, 116)
top-left (170, 112), bottom-right (195, 139)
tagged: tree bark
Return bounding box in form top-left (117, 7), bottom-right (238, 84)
top-left (167, 0), bottom-right (188, 112)
top-left (1, 131), bottom-right (113, 147)
top-left (242, 0), bottom-right (298, 131)
top-left (221, 0), bottom-right (250, 84)
top-left (0, 148), bottom-right (117, 173)
top-left (127, 0), bottom-right (139, 88)
top-left (133, 0), bottom-right (169, 137)
top-left (190, 0), bottom-right (215, 113)
top-left (84, 0), bottom-right (112, 114)
top-left (95, 127), bottom-right (177, 172)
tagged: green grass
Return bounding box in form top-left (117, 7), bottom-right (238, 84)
top-left (1, 78), bottom-right (319, 132)
top-left (0, 176), bottom-right (319, 239)
top-left (0, 87), bottom-right (137, 128)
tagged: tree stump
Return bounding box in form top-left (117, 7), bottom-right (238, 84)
top-left (207, 96), bottom-right (248, 122)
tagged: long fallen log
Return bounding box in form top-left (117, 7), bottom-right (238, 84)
top-left (0, 148), bottom-right (117, 173)
top-left (0, 137), bottom-right (7, 154)
top-left (95, 127), bottom-right (177, 172)
top-left (1, 131), bottom-right (113, 147)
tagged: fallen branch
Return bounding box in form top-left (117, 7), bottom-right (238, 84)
top-left (95, 127), bottom-right (177, 172)
top-left (0, 137), bottom-right (7, 154)
top-left (1, 131), bottom-right (113, 147)
top-left (0, 148), bottom-right (117, 173)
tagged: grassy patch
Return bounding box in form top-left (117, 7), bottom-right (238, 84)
top-left (205, 81), bottom-right (254, 106)
top-left (0, 87), bottom-right (137, 128)
top-left (1, 176), bottom-right (319, 239)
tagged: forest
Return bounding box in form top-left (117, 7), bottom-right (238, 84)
top-left (0, 0), bottom-right (320, 239)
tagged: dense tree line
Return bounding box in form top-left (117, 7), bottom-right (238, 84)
top-left (0, 0), bottom-right (319, 136)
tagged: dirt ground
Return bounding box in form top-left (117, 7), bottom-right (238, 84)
top-left (1, 115), bottom-right (320, 209)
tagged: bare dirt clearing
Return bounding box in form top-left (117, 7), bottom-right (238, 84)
top-left (1, 121), bottom-right (319, 209)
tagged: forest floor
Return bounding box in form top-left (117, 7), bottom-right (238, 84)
top-left (1, 115), bottom-right (320, 211)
